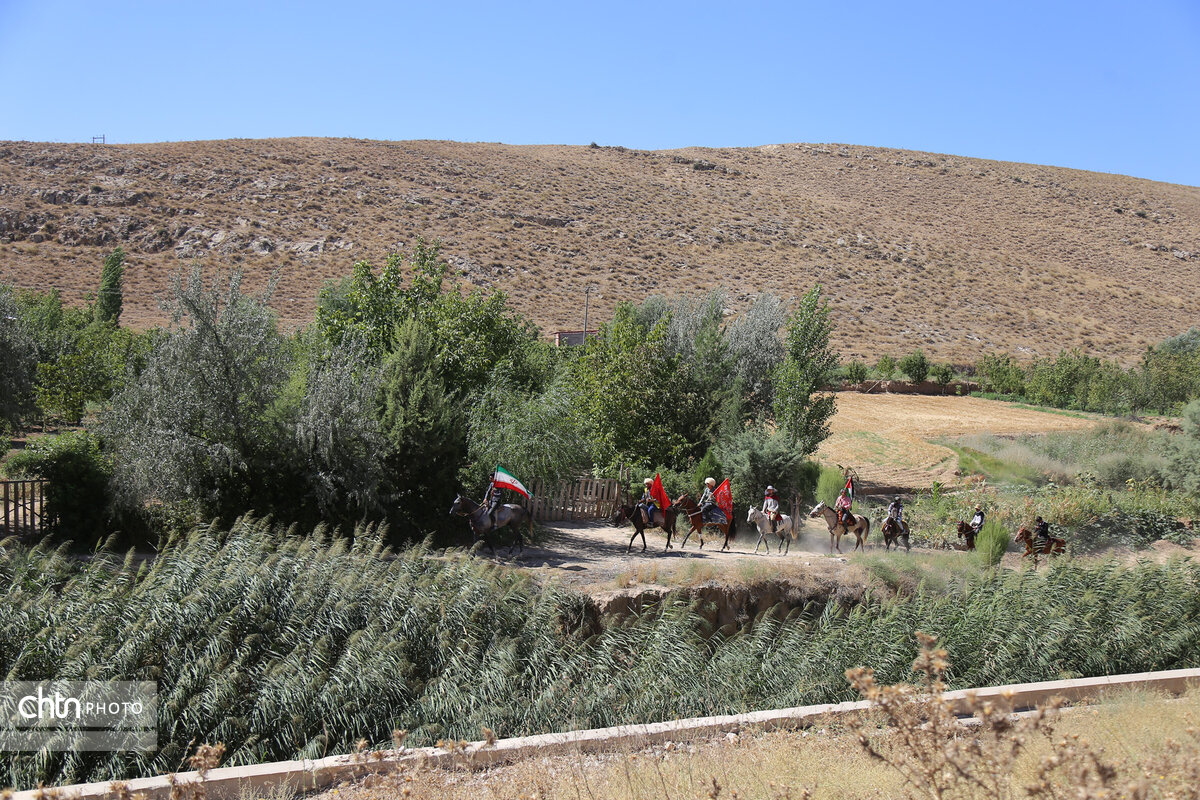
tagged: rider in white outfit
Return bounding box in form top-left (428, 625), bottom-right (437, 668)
top-left (762, 486), bottom-right (781, 534)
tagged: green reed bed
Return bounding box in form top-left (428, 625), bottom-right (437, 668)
top-left (3, 517), bottom-right (1200, 789)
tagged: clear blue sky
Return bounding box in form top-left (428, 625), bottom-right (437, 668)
top-left (2, 0), bottom-right (1198, 186)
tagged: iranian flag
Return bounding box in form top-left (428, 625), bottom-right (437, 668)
top-left (493, 466), bottom-right (531, 499)
top-left (651, 473), bottom-right (671, 512)
top-left (714, 478), bottom-right (733, 521)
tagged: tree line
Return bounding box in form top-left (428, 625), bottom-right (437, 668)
top-left (0, 241), bottom-right (841, 547)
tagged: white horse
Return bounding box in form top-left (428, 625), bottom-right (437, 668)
top-left (747, 507), bottom-right (799, 554)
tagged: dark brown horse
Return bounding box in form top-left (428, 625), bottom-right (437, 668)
top-left (1015, 525), bottom-right (1066, 567)
top-left (450, 494), bottom-right (534, 557)
top-left (955, 521), bottom-right (978, 551)
top-left (611, 503), bottom-right (679, 553)
top-left (882, 517), bottom-right (910, 552)
top-left (674, 492), bottom-right (736, 551)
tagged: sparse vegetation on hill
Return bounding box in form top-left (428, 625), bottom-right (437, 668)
top-left (0, 138), bottom-right (1197, 361)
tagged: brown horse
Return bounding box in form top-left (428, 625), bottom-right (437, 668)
top-left (809, 502), bottom-right (870, 554)
top-left (611, 503), bottom-right (679, 553)
top-left (450, 494), bottom-right (534, 557)
top-left (955, 521), bottom-right (978, 551)
top-left (881, 517), bottom-right (910, 552)
top-left (674, 493), bottom-right (736, 551)
top-left (1015, 526), bottom-right (1066, 567)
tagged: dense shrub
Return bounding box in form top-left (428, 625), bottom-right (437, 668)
top-left (4, 430), bottom-right (112, 543)
top-left (715, 426), bottom-right (819, 514)
top-left (875, 354), bottom-right (896, 380)
top-left (843, 360), bottom-right (869, 384)
top-left (0, 285), bottom-right (37, 431)
top-left (975, 520), bottom-right (1010, 566)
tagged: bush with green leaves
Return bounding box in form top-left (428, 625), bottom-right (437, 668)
top-left (1169, 400), bottom-right (1200, 495)
top-left (816, 465), bottom-right (848, 507)
top-left (975, 353), bottom-right (1026, 396)
top-left (4, 430), bottom-right (112, 543)
top-left (875, 354), bottom-right (896, 380)
top-left (724, 292), bottom-right (786, 417)
top-left (975, 520), bottom-right (1010, 566)
top-left (898, 349), bottom-right (930, 383)
top-left (715, 426), bottom-right (819, 514)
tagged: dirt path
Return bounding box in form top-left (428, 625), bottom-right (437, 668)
top-left (488, 517), bottom-right (853, 595)
top-left (817, 393), bottom-right (1100, 490)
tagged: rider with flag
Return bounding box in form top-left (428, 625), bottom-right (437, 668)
top-left (488, 465), bottom-right (532, 528)
top-left (698, 477), bottom-right (727, 524)
top-left (638, 478), bottom-right (661, 525)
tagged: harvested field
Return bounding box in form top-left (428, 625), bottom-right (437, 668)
top-left (817, 392), bottom-right (1099, 490)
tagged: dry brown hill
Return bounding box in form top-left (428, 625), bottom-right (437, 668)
top-left (1, 137), bottom-right (1197, 362)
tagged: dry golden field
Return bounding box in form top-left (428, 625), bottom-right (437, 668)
top-left (816, 392), bottom-right (1099, 489)
top-left (1, 137), bottom-right (1197, 361)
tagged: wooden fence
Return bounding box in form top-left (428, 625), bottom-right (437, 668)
top-left (1, 478), bottom-right (51, 535)
top-left (522, 476), bottom-right (623, 522)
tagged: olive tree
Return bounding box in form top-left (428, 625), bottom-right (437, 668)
top-left (103, 268), bottom-right (289, 516)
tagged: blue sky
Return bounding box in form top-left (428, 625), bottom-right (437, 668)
top-left (2, 0), bottom-right (1198, 186)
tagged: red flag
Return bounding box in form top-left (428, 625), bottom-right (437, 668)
top-left (651, 473), bottom-right (670, 513)
top-left (714, 478), bottom-right (733, 520)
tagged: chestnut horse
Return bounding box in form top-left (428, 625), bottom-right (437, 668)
top-left (674, 493), bottom-right (736, 551)
top-left (955, 521), bottom-right (978, 551)
top-left (881, 517), bottom-right (910, 552)
top-left (1015, 526), bottom-right (1066, 567)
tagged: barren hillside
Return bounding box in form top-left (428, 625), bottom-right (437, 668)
top-left (1, 137), bottom-right (1197, 361)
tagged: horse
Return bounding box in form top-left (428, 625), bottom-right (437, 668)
top-left (746, 507), bottom-right (799, 554)
top-left (674, 493), bottom-right (736, 551)
top-left (955, 521), bottom-right (978, 551)
top-left (1015, 526), bottom-right (1066, 567)
top-left (809, 502), bottom-right (870, 554)
top-left (881, 517), bottom-right (910, 552)
top-left (611, 503), bottom-right (679, 553)
top-left (450, 494), bottom-right (534, 557)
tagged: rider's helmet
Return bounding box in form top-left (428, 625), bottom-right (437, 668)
top-left (705, 477), bottom-right (716, 487)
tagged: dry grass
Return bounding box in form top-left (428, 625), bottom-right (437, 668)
top-left (0, 139), bottom-right (1197, 362)
top-left (816, 392), bottom-right (1100, 489)
top-left (306, 686), bottom-right (1200, 800)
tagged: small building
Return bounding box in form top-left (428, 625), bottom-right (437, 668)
top-left (552, 330), bottom-right (598, 347)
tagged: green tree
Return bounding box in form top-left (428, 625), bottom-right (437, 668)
top-left (95, 246), bottom-right (125, 325)
top-left (725, 292), bottom-right (787, 418)
top-left (103, 268), bottom-right (289, 518)
top-left (875, 354), bottom-right (896, 380)
top-left (844, 360), bottom-right (869, 384)
top-left (715, 426), bottom-right (819, 514)
top-left (0, 286), bottom-right (37, 431)
top-left (898, 350), bottom-right (930, 383)
top-left (929, 363), bottom-right (955, 393)
top-left (975, 353), bottom-right (1026, 396)
top-left (5, 430), bottom-right (112, 543)
top-left (376, 318), bottom-right (467, 532)
top-left (1168, 400), bottom-right (1200, 495)
top-left (773, 286), bottom-right (838, 454)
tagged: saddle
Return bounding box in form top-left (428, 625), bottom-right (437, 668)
top-left (838, 510), bottom-right (857, 528)
top-left (702, 506), bottom-right (728, 525)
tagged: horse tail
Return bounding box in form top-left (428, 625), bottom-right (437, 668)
top-left (862, 516), bottom-right (871, 540)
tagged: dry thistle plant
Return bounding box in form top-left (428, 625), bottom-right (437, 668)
top-left (846, 631), bottom-right (1063, 800)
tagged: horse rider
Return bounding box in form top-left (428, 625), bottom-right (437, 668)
top-left (886, 495), bottom-right (905, 533)
top-left (638, 478), bottom-right (661, 525)
top-left (699, 477), bottom-right (718, 523)
top-left (1033, 515), bottom-right (1051, 548)
top-left (762, 485), bottom-right (781, 535)
top-left (835, 487), bottom-right (853, 529)
top-left (485, 479), bottom-right (504, 529)
top-left (969, 504), bottom-right (986, 536)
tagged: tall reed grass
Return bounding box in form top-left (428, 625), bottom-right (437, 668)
top-left (4, 517), bottom-right (1200, 789)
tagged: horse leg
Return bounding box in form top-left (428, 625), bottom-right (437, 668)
top-left (627, 528), bottom-right (638, 554)
top-left (680, 526), bottom-right (693, 549)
